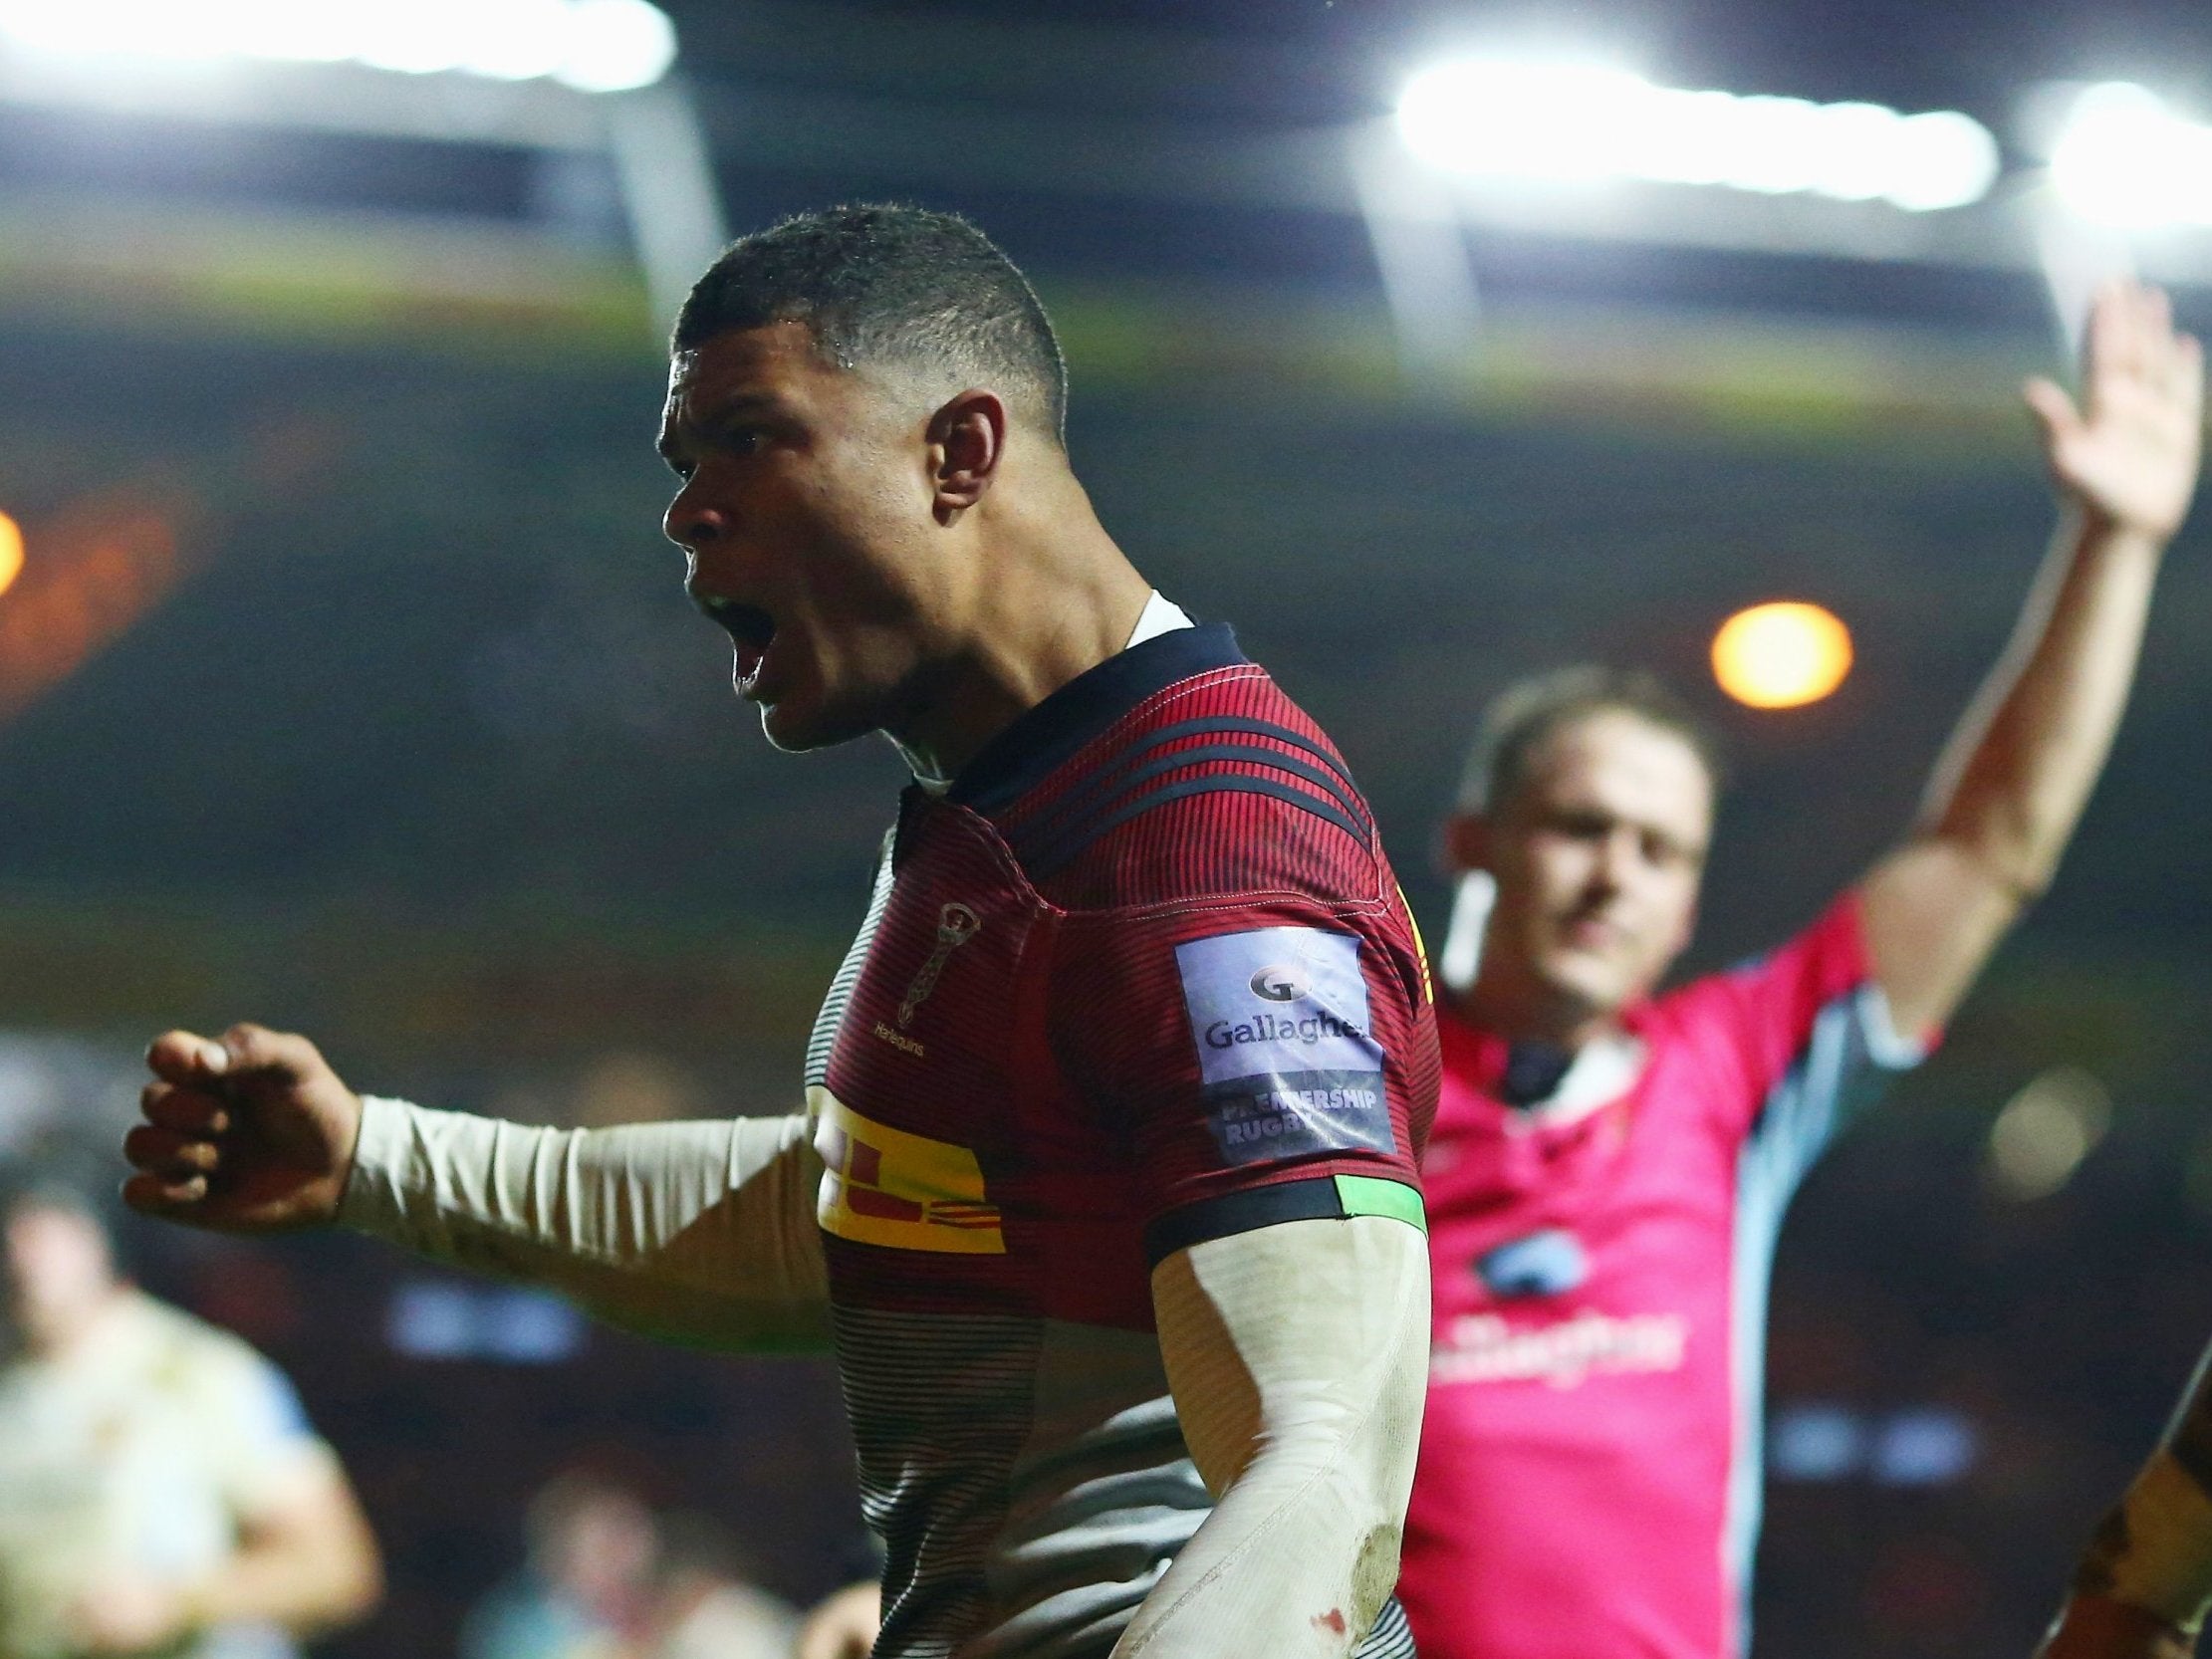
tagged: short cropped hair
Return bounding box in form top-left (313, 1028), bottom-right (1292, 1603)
top-left (674, 203), bottom-right (1069, 444)
top-left (1456, 665), bottom-right (1724, 814)
top-left (0, 1161), bottom-right (114, 1235)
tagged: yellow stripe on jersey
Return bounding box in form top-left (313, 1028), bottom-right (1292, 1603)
top-left (1397, 882), bottom-right (1434, 1005)
top-left (810, 1085), bottom-right (1006, 1255)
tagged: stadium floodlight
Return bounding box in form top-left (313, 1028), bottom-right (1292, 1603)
top-left (0, 0), bottom-right (677, 93)
top-left (2047, 83), bottom-right (2212, 229)
top-left (1710, 601), bottom-right (1853, 710)
top-left (1396, 59), bottom-right (2000, 213)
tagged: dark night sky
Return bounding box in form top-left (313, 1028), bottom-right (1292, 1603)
top-left (665, 0), bottom-right (2212, 127)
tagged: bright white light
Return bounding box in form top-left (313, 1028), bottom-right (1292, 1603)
top-left (357, 0), bottom-right (469, 75)
top-left (1634, 88), bottom-right (1738, 187)
top-left (97, 0), bottom-right (231, 61)
top-left (1396, 57), bottom-right (2000, 211)
top-left (229, 0), bottom-right (361, 65)
top-left (1725, 96), bottom-right (1825, 195)
top-left (456, 0), bottom-right (574, 82)
top-left (1805, 102), bottom-right (1906, 200)
top-left (1884, 112), bottom-right (2003, 212)
top-left (2050, 83), bottom-right (2212, 228)
top-left (1396, 59), bottom-right (1655, 180)
top-left (555, 0), bottom-right (677, 94)
top-left (0, 0), bottom-right (676, 92)
top-left (0, 0), bottom-right (113, 55)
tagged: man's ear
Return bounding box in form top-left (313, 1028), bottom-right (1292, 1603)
top-left (927, 388), bottom-right (1009, 521)
top-left (1440, 812), bottom-right (1492, 876)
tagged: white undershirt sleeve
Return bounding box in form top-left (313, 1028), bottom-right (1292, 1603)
top-left (1118, 1214), bottom-right (1429, 1658)
top-left (339, 1095), bottom-right (832, 1352)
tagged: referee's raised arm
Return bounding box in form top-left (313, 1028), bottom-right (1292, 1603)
top-left (1857, 279), bottom-right (2203, 1042)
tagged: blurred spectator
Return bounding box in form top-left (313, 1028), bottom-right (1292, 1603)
top-left (793, 1582), bottom-right (879, 1659)
top-left (2037, 1336), bottom-right (2212, 1659)
top-left (0, 1167), bottom-right (380, 1659)
top-left (643, 1514), bottom-right (795, 1659)
top-left (462, 1473), bottom-right (658, 1659)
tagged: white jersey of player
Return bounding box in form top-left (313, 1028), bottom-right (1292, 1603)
top-left (0, 1290), bottom-right (339, 1659)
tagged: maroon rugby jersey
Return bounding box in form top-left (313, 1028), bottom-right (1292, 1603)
top-left (803, 622), bottom-right (1438, 1659)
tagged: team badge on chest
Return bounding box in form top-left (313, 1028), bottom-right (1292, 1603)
top-left (898, 902), bottom-right (982, 1028)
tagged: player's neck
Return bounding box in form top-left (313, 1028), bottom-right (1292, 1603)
top-left (1456, 972), bottom-right (1621, 1055)
top-left (887, 490), bottom-right (1152, 783)
top-left (20, 1281), bottom-right (131, 1364)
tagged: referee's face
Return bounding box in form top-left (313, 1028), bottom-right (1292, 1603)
top-left (658, 324), bottom-right (962, 753)
top-left (1480, 711), bottom-right (1712, 1023)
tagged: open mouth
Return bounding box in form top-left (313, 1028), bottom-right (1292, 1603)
top-left (695, 595), bottom-right (779, 693)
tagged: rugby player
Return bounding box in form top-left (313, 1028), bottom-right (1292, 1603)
top-left (2040, 1333), bottom-right (2212, 1659)
top-left (0, 1171), bottom-right (381, 1659)
top-left (122, 205), bottom-right (1438, 1659)
top-left (1396, 279), bottom-right (2203, 1659)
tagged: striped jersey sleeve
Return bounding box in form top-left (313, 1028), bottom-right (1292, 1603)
top-left (1041, 790), bottom-right (1434, 1266)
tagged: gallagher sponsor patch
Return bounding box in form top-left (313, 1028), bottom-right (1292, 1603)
top-left (1174, 927), bottom-right (1393, 1164)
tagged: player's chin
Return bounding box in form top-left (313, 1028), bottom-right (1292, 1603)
top-left (1538, 948), bottom-right (1643, 1019)
top-left (757, 684), bottom-right (881, 755)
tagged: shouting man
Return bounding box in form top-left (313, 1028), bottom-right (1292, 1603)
top-left (123, 205), bottom-right (1438, 1659)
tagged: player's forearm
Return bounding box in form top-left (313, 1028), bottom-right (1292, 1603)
top-left (181, 1491), bottom-right (382, 1637)
top-left (340, 1095), bottom-right (831, 1350)
top-left (1916, 511), bottom-right (2162, 899)
top-left (1121, 1215), bottom-right (1428, 1658)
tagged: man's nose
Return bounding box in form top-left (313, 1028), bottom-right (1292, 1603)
top-left (663, 487), bottom-right (726, 551)
top-left (1593, 829), bottom-right (1639, 890)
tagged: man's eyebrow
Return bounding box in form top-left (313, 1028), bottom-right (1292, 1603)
top-left (686, 390), bottom-right (781, 428)
top-left (657, 391), bottom-right (780, 458)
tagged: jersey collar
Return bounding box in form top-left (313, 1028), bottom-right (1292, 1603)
top-left (1439, 999), bottom-right (1654, 1121)
top-left (947, 621), bottom-right (1245, 814)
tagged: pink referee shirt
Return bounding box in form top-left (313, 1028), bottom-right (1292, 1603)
top-left (1398, 895), bottom-right (1925, 1659)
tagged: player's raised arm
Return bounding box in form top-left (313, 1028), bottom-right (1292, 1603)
top-left (2038, 1336), bottom-right (2212, 1659)
top-left (1859, 280), bottom-right (2203, 1040)
top-left (1123, 1217), bottom-right (1428, 1657)
top-left (126, 1023), bottom-right (830, 1351)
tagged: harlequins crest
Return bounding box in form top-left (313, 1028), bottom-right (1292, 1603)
top-left (898, 902), bottom-right (982, 1028)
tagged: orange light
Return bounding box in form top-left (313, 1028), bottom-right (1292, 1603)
top-left (1711, 600), bottom-right (1852, 710)
top-left (0, 514), bottom-right (20, 599)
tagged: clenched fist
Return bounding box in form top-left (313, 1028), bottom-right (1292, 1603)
top-left (125, 1025), bottom-right (366, 1232)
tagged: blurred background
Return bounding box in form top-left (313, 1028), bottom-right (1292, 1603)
top-left (2, 1), bottom-right (2211, 1655)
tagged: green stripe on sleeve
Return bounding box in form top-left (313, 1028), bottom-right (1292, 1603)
top-left (1334, 1174), bottom-right (1426, 1233)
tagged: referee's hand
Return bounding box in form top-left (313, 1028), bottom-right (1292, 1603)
top-left (125, 1025), bottom-right (365, 1232)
